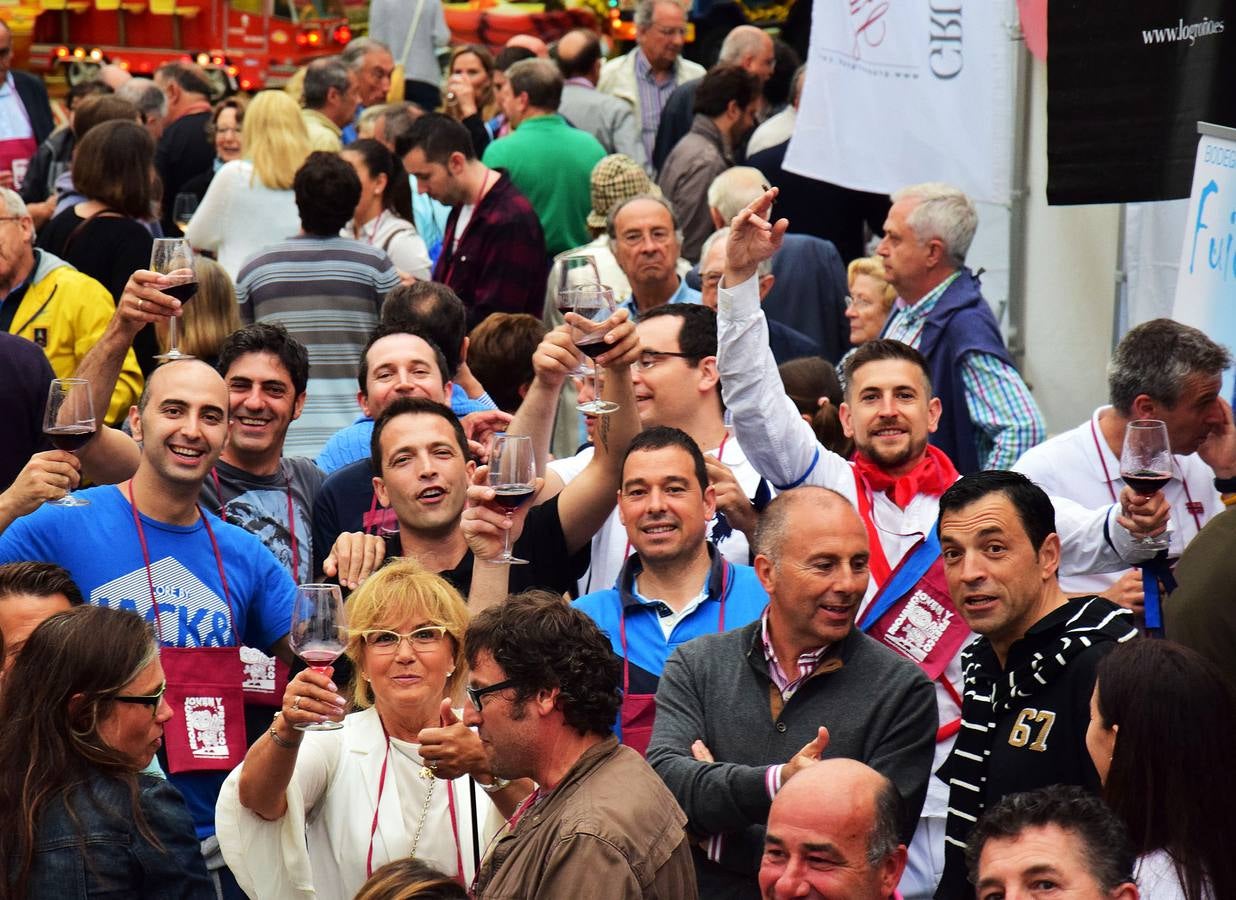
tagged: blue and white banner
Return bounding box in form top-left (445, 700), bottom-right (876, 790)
top-left (784, 1), bottom-right (1014, 204)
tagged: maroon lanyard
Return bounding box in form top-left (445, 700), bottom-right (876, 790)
top-left (126, 481), bottom-right (236, 644)
top-left (1089, 417), bottom-right (1204, 534)
top-left (210, 465), bottom-right (299, 579)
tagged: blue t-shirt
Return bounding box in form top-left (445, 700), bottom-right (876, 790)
top-left (0, 483), bottom-right (297, 837)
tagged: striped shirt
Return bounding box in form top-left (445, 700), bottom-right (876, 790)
top-left (236, 236), bottom-right (400, 458)
top-left (758, 608), bottom-right (829, 799)
top-left (882, 272), bottom-right (1046, 470)
top-left (634, 49), bottom-right (678, 163)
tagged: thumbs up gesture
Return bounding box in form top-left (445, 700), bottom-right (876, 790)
top-left (782, 726), bottom-right (830, 784)
top-left (416, 697), bottom-right (488, 780)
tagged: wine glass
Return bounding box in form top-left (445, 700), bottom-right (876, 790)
top-left (173, 193), bottom-right (199, 232)
top-left (288, 584), bottom-right (348, 731)
top-left (567, 285), bottom-right (620, 415)
top-left (556, 255), bottom-right (602, 375)
top-left (486, 433), bottom-right (535, 566)
top-left (42, 378), bottom-right (95, 507)
top-left (151, 238), bottom-right (198, 362)
top-left (1119, 419), bottom-right (1172, 550)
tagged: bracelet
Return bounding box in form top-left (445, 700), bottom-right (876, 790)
top-left (1214, 476), bottom-right (1236, 493)
top-left (1223, 493), bottom-right (1236, 508)
top-left (269, 712), bottom-right (301, 750)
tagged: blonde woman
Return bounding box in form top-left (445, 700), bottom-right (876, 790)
top-left (186, 90), bottom-right (312, 280)
top-left (154, 258), bottom-right (241, 367)
top-left (844, 255), bottom-right (897, 347)
top-left (216, 560), bottom-right (526, 899)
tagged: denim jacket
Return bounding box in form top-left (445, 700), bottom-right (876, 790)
top-left (18, 773), bottom-right (213, 898)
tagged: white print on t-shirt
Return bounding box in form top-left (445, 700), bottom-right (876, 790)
top-left (91, 556), bottom-right (235, 647)
top-left (184, 696), bottom-right (230, 759)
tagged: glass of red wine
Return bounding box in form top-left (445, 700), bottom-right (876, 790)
top-left (566, 285), bottom-right (620, 415)
top-left (288, 583), bottom-right (348, 730)
top-left (1119, 419), bottom-right (1172, 551)
top-left (151, 238), bottom-right (198, 362)
top-left (42, 377), bottom-right (96, 507)
top-left (486, 433), bottom-right (535, 566)
top-left (556, 255), bottom-right (602, 376)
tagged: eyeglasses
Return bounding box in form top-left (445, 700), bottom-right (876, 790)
top-left (0, 216), bottom-right (25, 225)
top-left (465, 678), bottom-right (517, 712)
top-left (114, 681), bottom-right (167, 718)
top-left (650, 25), bottom-right (687, 37)
top-left (845, 295), bottom-right (879, 312)
top-left (358, 626), bottom-right (451, 653)
top-left (634, 349), bottom-right (695, 371)
top-left (616, 228), bottom-right (674, 249)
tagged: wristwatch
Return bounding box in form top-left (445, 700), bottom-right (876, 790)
top-left (478, 777), bottom-right (511, 794)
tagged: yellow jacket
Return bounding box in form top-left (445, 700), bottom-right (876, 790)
top-left (7, 250), bottom-right (143, 425)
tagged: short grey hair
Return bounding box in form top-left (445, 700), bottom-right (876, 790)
top-left (116, 77), bottom-right (168, 121)
top-left (1107, 319), bottom-right (1232, 415)
top-left (701, 226), bottom-right (771, 278)
top-left (634, 0), bottom-right (685, 28)
top-left (866, 776), bottom-right (904, 866)
top-left (505, 58), bottom-right (563, 111)
top-left (890, 182), bottom-right (977, 267)
top-left (302, 57), bottom-right (351, 110)
top-left (0, 187), bottom-right (29, 218)
top-left (707, 166), bottom-right (767, 225)
top-left (718, 25), bottom-right (770, 65)
top-left (606, 192), bottom-right (679, 239)
top-left (342, 37), bottom-right (391, 69)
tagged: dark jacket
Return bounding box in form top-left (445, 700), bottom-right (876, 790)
top-left (657, 114), bottom-right (732, 262)
top-left (14, 70), bottom-right (54, 146)
top-left (650, 78), bottom-right (698, 173)
top-left (473, 736), bottom-right (698, 899)
top-left (20, 125), bottom-right (72, 204)
top-left (19, 772), bottom-right (214, 898)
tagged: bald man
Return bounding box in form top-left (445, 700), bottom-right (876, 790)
top-left (759, 759), bottom-right (908, 900)
top-left (647, 487), bottom-right (936, 899)
top-left (0, 356), bottom-right (298, 889)
top-left (555, 28), bottom-right (646, 165)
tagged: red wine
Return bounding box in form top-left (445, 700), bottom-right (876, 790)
top-left (576, 340), bottom-right (607, 360)
top-left (162, 280), bottom-right (198, 303)
top-left (492, 485), bottom-right (534, 509)
top-left (1121, 470), bottom-right (1171, 495)
top-left (44, 424), bottom-right (96, 452)
top-left (300, 648), bottom-right (342, 667)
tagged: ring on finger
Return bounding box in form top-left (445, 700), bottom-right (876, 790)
top-left (428, 760), bottom-right (439, 771)
top-left (138, 299), bottom-right (145, 312)
top-left (292, 696), bottom-right (301, 711)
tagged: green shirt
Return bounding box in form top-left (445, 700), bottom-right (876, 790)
top-left (482, 113), bottom-right (607, 256)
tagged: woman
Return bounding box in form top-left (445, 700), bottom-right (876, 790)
top-left (185, 90), bottom-right (311, 281)
top-left (217, 560), bottom-right (527, 899)
top-left (178, 97), bottom-right (247, 204)
top-left (37, 118), bottom-right (159, 374)
top-left (0, 606), bottom-right (213, 898)
top-left (355, 859), bottom-right (468, 900)
top-left (844, 255), bottom-right (896, 348)
top-left (443, 44), bottom-right (497, 151)
top-left (1086, 639), bottom-right (1236, 900)
top-left (777, 356), bottom-right (851, 457)
top-left (154, 258), bottom-right (242, 367)
top-left (341, 139), bottom-right (432, 280)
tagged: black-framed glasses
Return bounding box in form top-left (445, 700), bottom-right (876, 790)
top-left (114, 681), bottom-right (167, 717)
top-left (465, 678), bottom-right (517, 712)
top-left (634, 349), bottom-right (695, 371)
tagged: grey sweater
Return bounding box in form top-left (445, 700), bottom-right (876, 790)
top-left (647, 620), bottom-right (937, 899)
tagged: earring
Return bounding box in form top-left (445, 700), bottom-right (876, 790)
top-left (446, 669), bottom-right (455, 677)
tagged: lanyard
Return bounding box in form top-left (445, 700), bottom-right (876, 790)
top-left (441, 169), bottom-right (495, 284)
top-left (361, 210), bottom-right (386, 246)
top-left (470, 788), bottom-right (541, 895)
top-left (210, 465), bottom-right (299, 579)
top-left (1088, 418), bottom-right (1204, 534)
top-left (366, 716), bottom-right (466, 882)
top-left (126, 481), bottom-right (236, 644)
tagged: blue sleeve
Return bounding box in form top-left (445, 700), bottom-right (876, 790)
top-left (315, 431), bottom-right (350, 475)
top-left (239, 537), bottom-right (295, 651)
top-left (0, 508), bottom-right (57, 563)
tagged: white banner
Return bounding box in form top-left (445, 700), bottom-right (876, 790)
top-left (1172, 125), bottom-right (1236, 399)
top-left (784, 1), bottom-right (1014, 204)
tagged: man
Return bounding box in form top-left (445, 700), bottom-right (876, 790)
top-left (1165, 499), bottom-right (1236, 688)
top-left (401, 112), bottom-right (546, 327)
top-left (746, 63), bottom-right (801, 158)
top-left (555, 29), bottom-right (646, 167)
top-left (716, 189), bottom-right (1168, 899)
top-left (759, 760), bottom-right (908, 900)
top-left (652, 24), bottom-right (775, 173)
top-left (20, 79), bottom-right (110, 220)
top-left (597, 0), bottom-right (705, 163)
top-left (117, 77), bottom-right (167, 144)
top-left (340, 37), bottom-right (395, 141)
top-left (483, 58), bottom-right (606, 256)
top-left (0, 561), bottom-right (82, 672)
top-left (648, 487), bottom-right (938, 898)
top-left (236, 151), bottom-right (399, 457)
top-left (934, 471), bottom-right (1139, 899)
top-left (153, 61), bottom-right (215, 235)
top-left (0, 19), bottom-right (54, 191)
top-left (875, 182), bottom-right (1044, 472)
top-left (573, 426), bottom-right (769, 752)
top-left (200, 323), bottom-right (324, 584)
top-left (300, 56), bottom-right (360, 153)
top-left (315, 282), bottom-right (501, 475)
top-left (464, 591), bottom-right (698, 898)
top-left (608, 194), bottom-right (701, 321)
top-left (658, 65), bottom-right (761, 261)
top-left (968, 787), bottom-right (1139, 900)
top-left (699, 227), bottom-right (818, 365)
top-left (0, 331), bottom-right (52, 489)
top-left (0, 358), bottom-right (297, 885)
top-left (1015, 319), bottom-right (1233, 604)
top-left (0, 187), bottom-right (143, 425)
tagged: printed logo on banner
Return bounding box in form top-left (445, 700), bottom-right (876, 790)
top-left (91, 556), bottom-right (235, 648)
top-left (240, 646), bottom-right (278, 694)
top-left (184, 696), bottom-right (230, 759)
top-left (884, 589), bottom-right (955, 663)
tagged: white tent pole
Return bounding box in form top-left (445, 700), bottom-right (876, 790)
top-left (1006, 10), bottom-right (1032, 370)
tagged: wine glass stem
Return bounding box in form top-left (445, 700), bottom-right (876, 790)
top-left (502, 514), bottom-right (513, 560)
top-left (591, 365), bottom-right (602, 407)
top-left (167, 315), bottom-right (179, 354)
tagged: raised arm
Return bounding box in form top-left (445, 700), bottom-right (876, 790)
top-left (506, 326), bottom-right (576, 477)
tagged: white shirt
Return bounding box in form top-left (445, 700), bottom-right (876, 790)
top-left (548, 436), bottom-right (768, 596)
top-left (0, 74), bottom-right (33, 140)
top-left (1013, 406), bottom-right (1222, 593)
top-left (746, 106), bottom-right (796, 158)
top-left (1136, 849), bottom-right (1214, 900)
top-left (343, 211), bottom-right (432, 280)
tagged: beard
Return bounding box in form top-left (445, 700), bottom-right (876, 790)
top-left (857, 431), bottom-right (928, 473)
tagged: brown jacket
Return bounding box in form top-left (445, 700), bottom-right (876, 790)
top-left (473, 736), bottom-right (697, 899)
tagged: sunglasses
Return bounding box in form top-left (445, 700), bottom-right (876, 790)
top-left (114, 681), bottom-right (167, 718)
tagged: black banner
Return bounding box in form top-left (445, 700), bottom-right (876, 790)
top-left (1047, 1), bottom-right (1236, 205)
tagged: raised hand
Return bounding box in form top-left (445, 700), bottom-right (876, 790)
top-left (724, 187), bottom-right (789, 287)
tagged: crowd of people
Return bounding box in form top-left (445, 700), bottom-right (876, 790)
top-left (0, 5), bottom-right (1234, 899)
